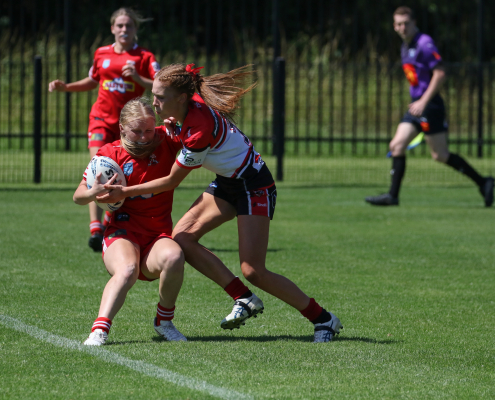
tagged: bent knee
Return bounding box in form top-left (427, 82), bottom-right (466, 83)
top-left (158, 248), bottom-right (185, 273)
top-left (431, 151), bottom-right (449, 163)
top-left (114, 264), bottom-right (140, 285)
top-left (241, 265), bottom-right (267, 286)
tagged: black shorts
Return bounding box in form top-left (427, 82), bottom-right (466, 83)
top-left (204, 164), bottom-right (277, 219)
top-left (400, 94), bottom-right (448, 135)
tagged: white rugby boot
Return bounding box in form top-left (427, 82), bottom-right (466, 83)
top-left (313, 312), bottom-right (343, 343)
top-left (83, 329), bottom-right (108, 346)
top-left (221, 293), bottom-right (264, 330)
top-left (154, 318), bottom-right (187, 341)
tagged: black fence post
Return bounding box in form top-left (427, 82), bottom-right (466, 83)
top-left (273, 57), bottom-right (285, 181)
top-left (477, 0), bottom-right (484, 158)
top-left (272, 0), bottom-right (281, 155)
top-left (34, 55), bottom-right (42, 184)
top-left (64, 0), bottom-right (71, 151)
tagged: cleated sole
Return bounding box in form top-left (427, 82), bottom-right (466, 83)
top-left (220, 307), bottom-right (264, 330)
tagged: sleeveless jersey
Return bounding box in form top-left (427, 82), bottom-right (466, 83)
top-left (176, 94), bottom-right (265, 179)
top-left (83, 127), bottom-right (182, 236)
top-left (88, 43), bottom-right (160, 132)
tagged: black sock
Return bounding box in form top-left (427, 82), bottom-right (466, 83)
top-left (389, 156), bottom-right (406, 198)
top-left (446, 153), bottom-right (485, 187)
top-left (311, 309), bottom-right (331, 324)
top-left (239, 290), bottom-right (253, 299)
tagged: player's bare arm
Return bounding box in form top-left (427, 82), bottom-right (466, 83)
top-left (73, 173), bottom-right (117, 205)
top-left (97, 163), bottom-right (191, 203)
top-left (409, 67), bottom-right (446, 117)
top-left (48, 77), bottom-right (98, 93)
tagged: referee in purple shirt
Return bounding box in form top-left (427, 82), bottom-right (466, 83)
top-left (365, 6), bottom-right (494, 207)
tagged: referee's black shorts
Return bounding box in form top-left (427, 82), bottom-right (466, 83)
top-left (401, 94), bottom-right (448, 134)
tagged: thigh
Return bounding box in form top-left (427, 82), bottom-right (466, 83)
top-left (103, 237), bottom-right (140, 276)
top-left (424, 132), bottom-right (449, 161)
top-left (173, 192), bottom-right (237, 240)
top-left (141, 237), bottom-right (183, 279)
top-left (237, 215), bottom-right (270, 267)
top-left (391, 122), bottom-right (420, 149)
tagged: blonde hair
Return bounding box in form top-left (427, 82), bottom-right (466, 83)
top-left (110, 8), bottom-right (152, 41)
top-left (119, 98), bottom-right (161, 159)
top-left (155, 64), bottom-right (256, 122)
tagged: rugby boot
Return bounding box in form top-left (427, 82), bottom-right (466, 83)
top-left (88, 233), bottom-right (103, 252)
top-left (365, 193), bottom-right (399, 206)
top-left (221, 293), bottom-right (264, 330)
top-left (154, 318), bottom-right (187, 341)
top-left (479, 177), bottom-right (494, 207)
top-left (83, 329), bottom-right (108, 346)
top-left (313, 312), bottom-right (343, 343)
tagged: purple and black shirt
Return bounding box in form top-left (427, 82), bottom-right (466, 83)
top-left (400, 31), bottom-right (443, 100)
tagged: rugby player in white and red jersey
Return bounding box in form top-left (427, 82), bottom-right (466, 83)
top-left (49, 8), bottom-right (160, 251)
top-left (73, 98), bottom-right (186, 345)
top-left (98, 64), bottom-right (343, 343)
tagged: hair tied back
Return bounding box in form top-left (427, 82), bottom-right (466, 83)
top-left (185, 63), bottom-right (204, 78)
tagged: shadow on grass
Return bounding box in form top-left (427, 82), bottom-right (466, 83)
top-left (150, 335), bottom-right (399, 344)
top-left (208, 248), bottom-right (282, 253)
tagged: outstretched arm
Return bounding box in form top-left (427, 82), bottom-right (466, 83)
top-left (96, 163), bottom-right (192, 203)
top-left (49, 77), bottom-right (98, 93)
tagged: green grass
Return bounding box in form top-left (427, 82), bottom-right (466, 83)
top-left (1, 185), bottom-right (494, 399)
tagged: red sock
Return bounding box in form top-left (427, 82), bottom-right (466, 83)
top-left (91, 317), bottom-right (112, 333)
top-left (89, 220), bottom-right (104, 236)
top-left (224, 277), bottom-right (250, 300)
top-left (103, 211), bottom-right (112, 228)
top-left (300, 298), bottom-right (323, 322)
top-left (156, 303), bottom-right (175, 324)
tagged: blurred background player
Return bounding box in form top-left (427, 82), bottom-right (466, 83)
top-left (365, 6), bottom-right (494, 207)
top-left (49, 8), bottom-right (161, 251)
top-left (98, 63), bottom-right (343, 343)
top-left (73, 98), bottom-right (186, 345)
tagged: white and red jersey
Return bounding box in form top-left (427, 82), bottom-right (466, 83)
top-left (176, 94), bottom-right (265, 179)
top-left (88, 43), bottom-right (160, 133)
top-left (83, 127), bottom-right (182, 236)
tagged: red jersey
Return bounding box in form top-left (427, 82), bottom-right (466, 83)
top-left (175, 94), bottom-right (265, 179)
top-left (88, 43), bottom-right (160, 133)
top-left (83, 127), bottom-right (182, 236)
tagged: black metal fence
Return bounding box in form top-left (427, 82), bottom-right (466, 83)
top-left (1, 0), bottom-right (494, 184)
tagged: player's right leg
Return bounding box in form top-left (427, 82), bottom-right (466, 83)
top-left (141, 237), bottom-right (187, 341)
top-left (365, 122), bottom-right (418, 206)
top-left (88, 145), bottom-right (104, 251)
top-left (84, 238), bottom-right (140, 345)
top-left (172, 193), bottom-right (263, 329)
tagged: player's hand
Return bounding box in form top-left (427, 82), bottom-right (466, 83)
top-left (164, 117), bottom-right (179, 138)
top-left (122, 61), bottom-right (138, 79)
top-left (97, 181), bottom-right (126, 203)
top-left (89, 172), bottom-right (112, 199)
top-left (408, 99), bottom-right (427, 117)
top-left (48, 80), bottom-right (67, 92)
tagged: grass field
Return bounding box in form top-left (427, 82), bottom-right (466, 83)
top-left (1, 185), bottom-right (494, 399)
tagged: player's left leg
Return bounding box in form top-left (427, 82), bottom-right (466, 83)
top-left (426, 132), bottom-right (494, 207)
top-left (235, 215), bottom-right (342, 342)
top-left (141, 237), bottom-right (187, 341)
top-left (88, 146), bottom-right (104, 251)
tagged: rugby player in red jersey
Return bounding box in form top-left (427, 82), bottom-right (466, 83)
top-left (98, 64), bottom-right (343, 343)
top-left (49, 8), bottom-right (161, 251)
top-left (73, 98), bottom-right (186, 345)
top-left (365, 6), bottom-right (493, 207)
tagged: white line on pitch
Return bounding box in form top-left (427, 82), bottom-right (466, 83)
top-left (0, 315), bottom-right (254, 400)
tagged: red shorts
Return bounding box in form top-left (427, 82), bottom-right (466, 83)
top-left (102, 228), bottom-right (172, 281)
top-left (87, 126), bottom-right (120, 148)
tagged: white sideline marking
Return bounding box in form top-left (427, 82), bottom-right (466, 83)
top-left (0, 315), bottom-right (253, 400)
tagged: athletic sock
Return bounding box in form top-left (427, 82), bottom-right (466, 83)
top-left (446, 153), bottom-right (485, 187)
top-left (91, 317), bottom-right (112, 334)
top-left (103, 211), bottom-right (112, 228)
top-left (300, 298), bottom-right (326, 323)
top-left (224, 277), bottom-right (252, 300)
top-left (389, 156), bottom-right (406, 198)
top-left (156, 303), bottom-right (175, 324)
top-left (89, 220), bottom-right (104, 236)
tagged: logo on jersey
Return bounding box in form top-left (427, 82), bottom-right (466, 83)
top-left (102, 59), bottom-right (111, 68)
top-left (181, 149), bottom-right (201, 167)
top-left (148, 154), bottom-right (159, 166)
top-left (152, 61), bottom-right (160, 72)
top-left (408, 49), bottom-right (416, 58)
top-left (108, 229), bottom-right (127, 238)
top-left (432, 51), bottom-right (441, 60)
top-left (90, 133), bottom-right (104, 142)
top-left (102, 77), bottom-right (135, 93)
top-left (419, 118), bottom-right (430, 133)
top-left (402, 63), bottom-right (419, 87)
top-left (123, 162), bottom-right (133, 176)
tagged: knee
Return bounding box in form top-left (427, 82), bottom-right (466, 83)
top-left (115, 264), bottom-right (139, 287)
top-left (431, 151), bottom-right (449, 163)
top-left (389, 140), bottom-right (405, 157)
top-left (172, 231), bottom-right (198, 252)
top-left (241, 263), bottom-right (266, 287)
top-left (157, 248), bottom-right (185, 276)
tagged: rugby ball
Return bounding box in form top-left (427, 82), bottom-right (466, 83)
top-left (86, 156), bottom-right (127, 212)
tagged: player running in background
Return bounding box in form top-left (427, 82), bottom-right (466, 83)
top-left (365, 6), bottom-right (494, 207)
top-left (49, 8), bottom-right (160, 251)
top-left (73, 98), bottom-right (186, 345)
top-left (98, 63), bottom-right (343, 343)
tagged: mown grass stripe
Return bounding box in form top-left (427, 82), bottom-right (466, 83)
top-left (0, 315), bottom-right (254, 400)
